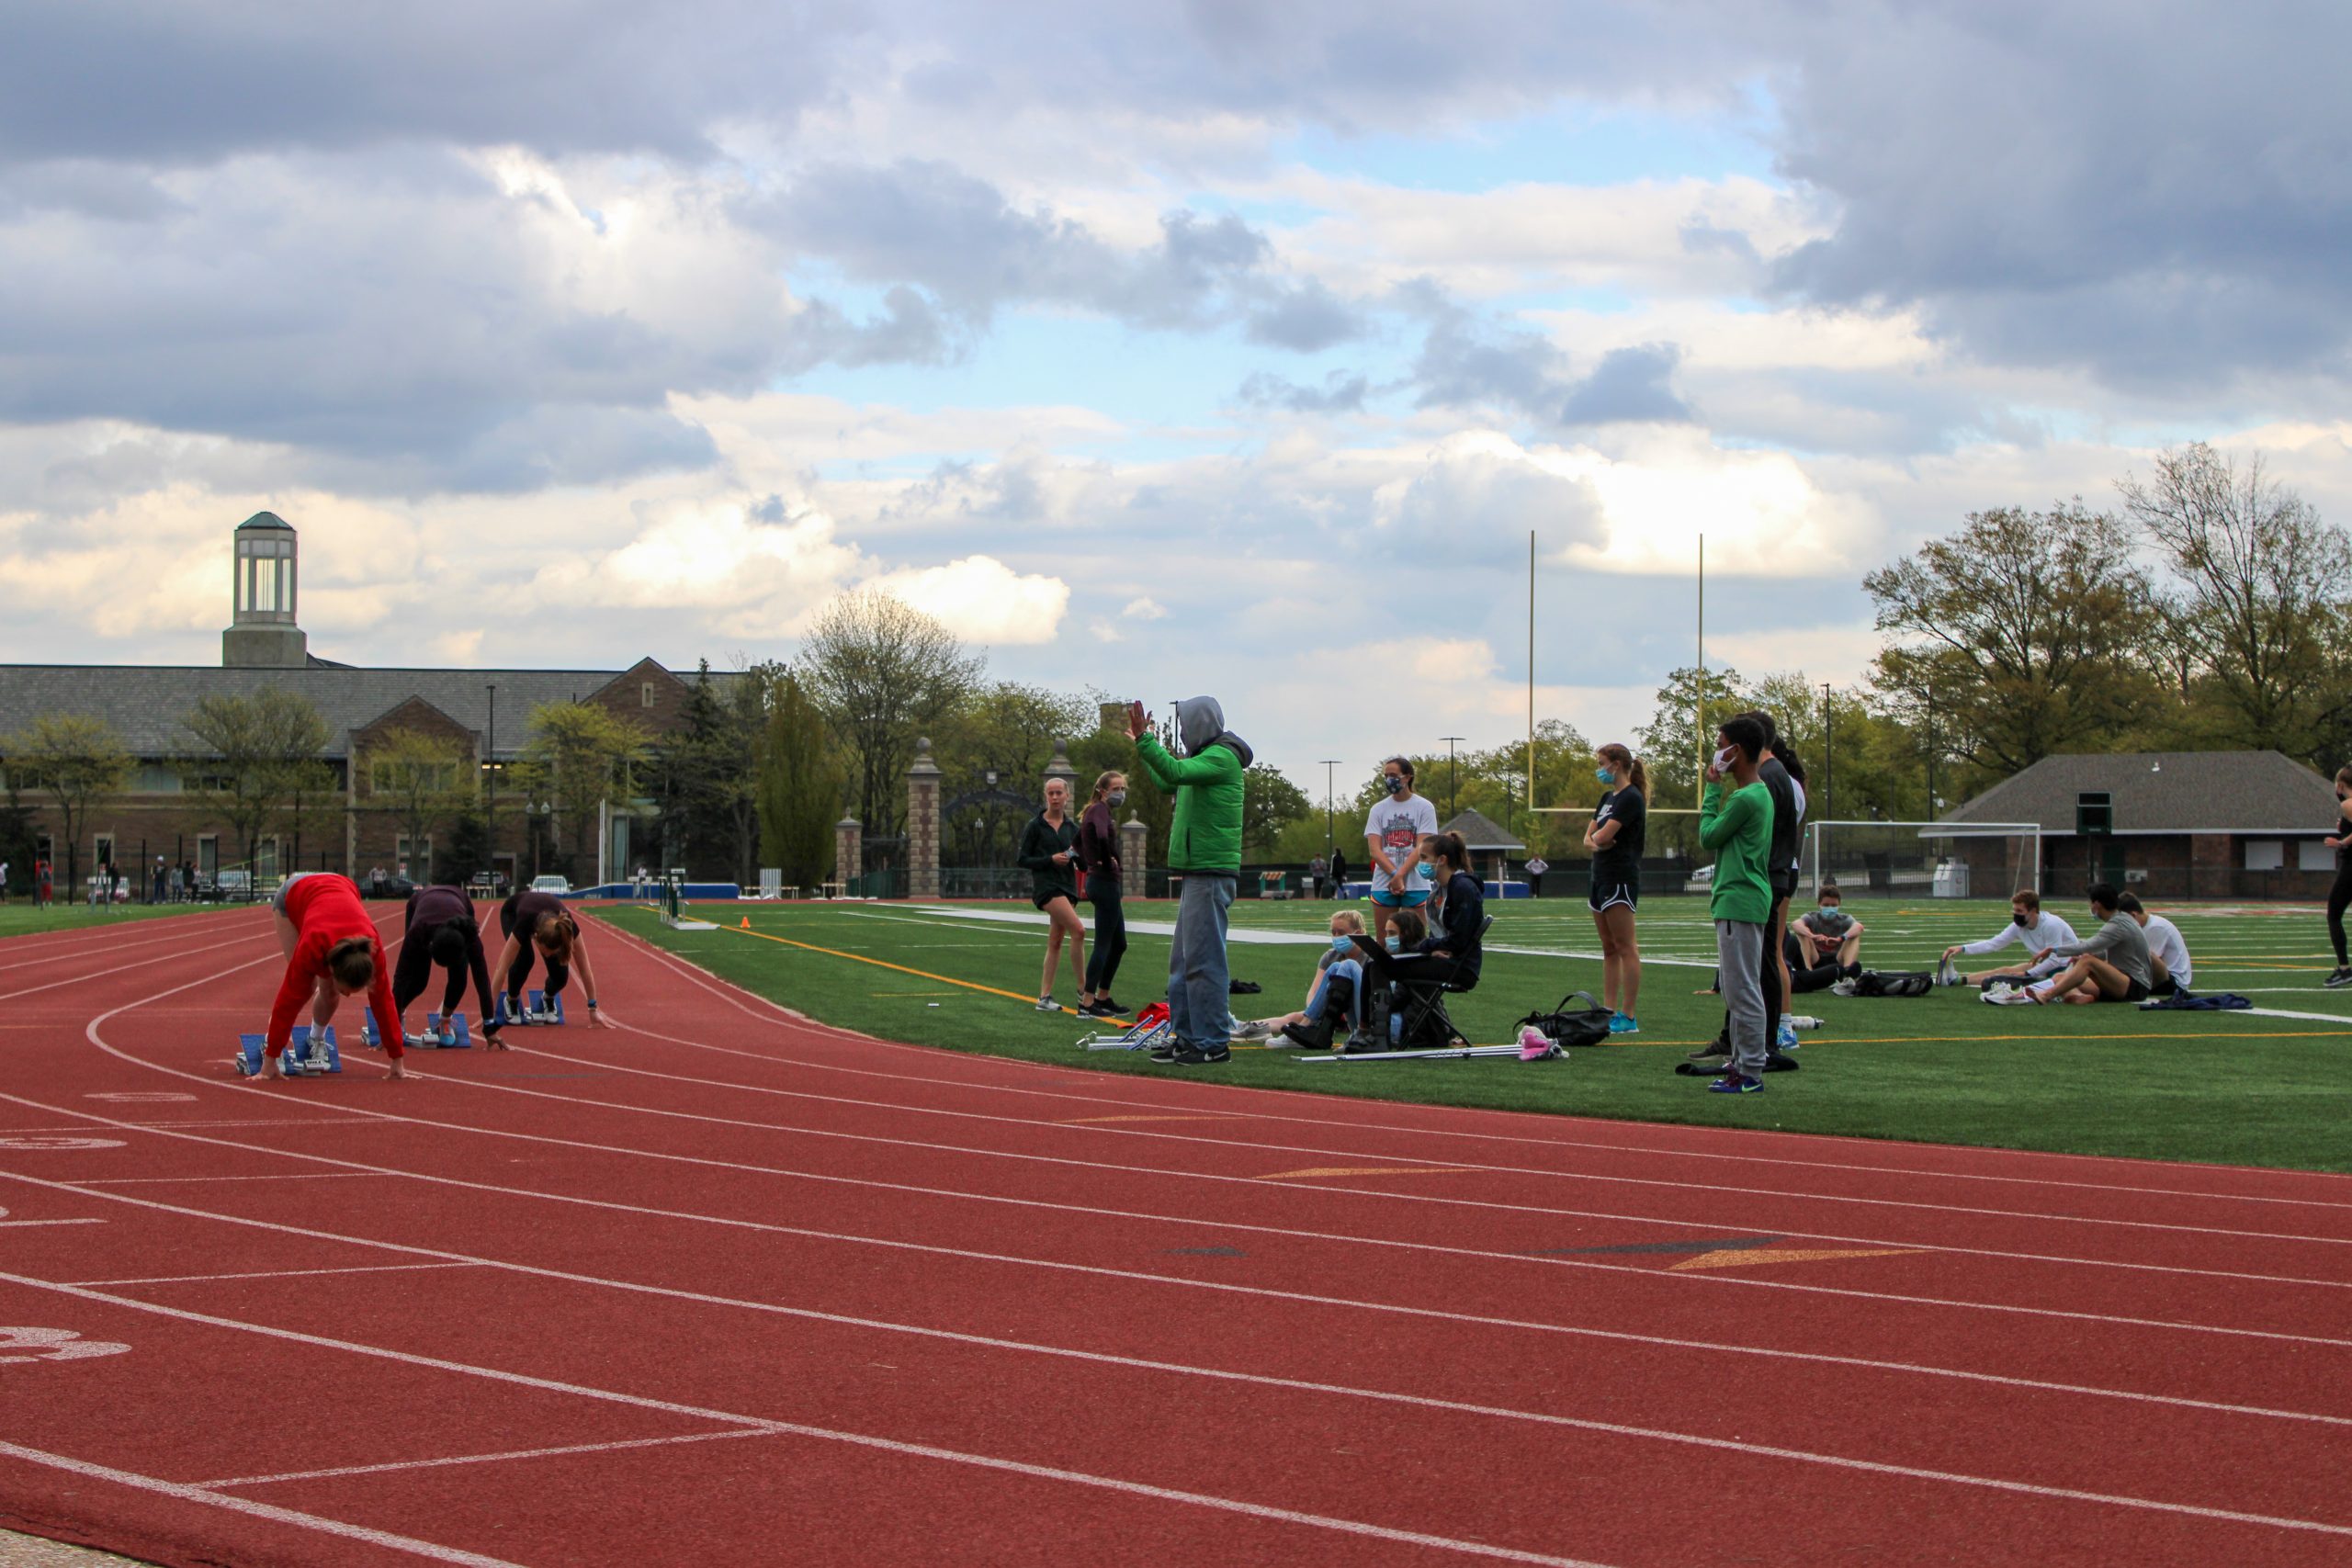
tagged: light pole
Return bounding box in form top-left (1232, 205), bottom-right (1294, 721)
top-left (1319, 760), bottom-right (1340, 857)
top-left (1820, 682), bottom-right (1833, 825)
top-left (485, 682), bottom-right (498, 891)
top-left (1924, 682), bottom-right (1936, 821)
top-left (1440, 736), bottom-right (1464, 818)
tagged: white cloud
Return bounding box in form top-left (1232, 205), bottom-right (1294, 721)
top-left (865, 555), bottom-right (1071, 646)
top-left (1122, 596), bottom-right (1168, 619)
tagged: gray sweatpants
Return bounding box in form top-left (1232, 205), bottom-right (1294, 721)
top-left (1167, 873), bottom-right (1237, 1047)
top-left (1715, 919), bottom-right (1768, 1079)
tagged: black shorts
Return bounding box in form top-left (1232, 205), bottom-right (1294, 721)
top-left (2095, 977), bottom-right (2154, 1004)
top-left (1033, 890), bottom-right (1076, 912)
top-left (1588, 882), bottom-right (1638, 912)
top-left (2150, 975), bottom-right (2180, 998)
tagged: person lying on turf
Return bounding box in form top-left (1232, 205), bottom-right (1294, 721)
top-left (395, 884), bottom-right (504, 1046)
top-left (1787, 885), bottom-right (1864, 988)
top-left (489, 887), bottom-right (610, 1034)
top-left (1231, 908), bottom-right (1369, 1049)
top-left (2117, 891), bottom-right (2192, 997)
top-left (256, 871), bottom-right (404, 1081)
top-left (1941, 888), bottom-right (2077, 988)
top-left (1984, 882), bottom-right (2152, 1006)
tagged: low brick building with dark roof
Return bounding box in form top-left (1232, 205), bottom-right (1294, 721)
top-left (1937, 750), bottom-right (2341, 901)
top-left (0, 513), bottom-right (726, 892)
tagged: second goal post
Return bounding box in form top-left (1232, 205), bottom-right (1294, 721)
top-left (1804, 820), bottom-right (2042, 900)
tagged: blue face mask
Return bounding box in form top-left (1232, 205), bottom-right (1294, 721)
top-left (1594, 766), bottom-right (1615, 784)
top-left (1384, 936), bottom-right (1402, 952)
top-left (1330, 934), bottom-right (1355, 953)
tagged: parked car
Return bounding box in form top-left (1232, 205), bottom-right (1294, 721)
top-left (530, 874), bottom-right (571, 897)
top-left (210, 869), bottom-right (254, 901)
top-left (1681, 863), bottom-right (1714, 895)
top-left (363, 874), bottom-right (416, 901)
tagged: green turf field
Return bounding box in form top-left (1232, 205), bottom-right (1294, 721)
top-left (608, 894), bottom-right (2352, 1172)
top-left (0, 900), bottom-right (225, 938)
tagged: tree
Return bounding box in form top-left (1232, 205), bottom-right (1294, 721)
top-left (363, 728), bottom-right (473, 880)
top-left (1240, 763), bottom-right (1311, 856)
top-left (182, 690), bottom-right (330, 884)
top-left (445, 810), bottom-right (491, 883)
top-left (756, 671), bottom-right (838, 887)
top-left (518, 702), bottom-right (650, 880)
top-left (798, 590), bottom-right (981, 852)
top-left (934, 682), bottom-right (1097, 869)
top-left (655, 661), bottom-right (780, 882)
top-left (4, 714), bottom-right (130, 898)
top-left (2120, 444), bottom-right (2352, 762)
top-left (1864, 504), bottom-right (2158, 775)
top-left (277, 757), bottom-right (340, 874)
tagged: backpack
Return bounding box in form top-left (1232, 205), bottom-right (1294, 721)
top-left (1512, 990), bottom-right (1616, 1047)
top-left (1852, 970), bottom-right (1933, 998)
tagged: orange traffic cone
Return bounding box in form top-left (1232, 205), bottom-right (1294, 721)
top-left (739, 916), bottom-right (752, 930)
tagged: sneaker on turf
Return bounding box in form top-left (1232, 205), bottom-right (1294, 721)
top-left (2326, 969), bottom-right (2352, 989)
top-left (1147, 1037), bottom-right (1182, 1063)
top-left (1936, 956), bottom-right (1962, 987)
top-left (1170, 1043), bottom-right (1232, 1066)
top-left (1609, 1012), bottom-right (1639, 1035)
top-left (1035, 996), bottom-right (1061, 1012)
top-left (1685, 1036), bottom-right (1731, 1062)
top-left (1982, 986), bottom-right (2038, 1006)
top-left (1231, 1018), bottom-right (1275, 1042)
top-left (1776, 1018), bottom-right (1799, 1051)
top-left (1094, 995), bottom-right (1126, 1014)
top-left (1763, 1049), bottom-right (1801, 1072)
top-left (1707, 1073), bottom-right (1764, 1094)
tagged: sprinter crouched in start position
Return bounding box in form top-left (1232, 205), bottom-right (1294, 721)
top-left (489, 888), bottom-right (609, 1035)
top-left (396, 884), bottom-right (505, 1045)
top-left (257, 872), bottom-right (404, 1080)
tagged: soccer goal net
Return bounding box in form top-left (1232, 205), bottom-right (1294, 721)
top-left (1803, 820), bottom-right (2042, 900)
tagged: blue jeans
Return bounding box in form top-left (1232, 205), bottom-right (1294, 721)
top-left (1166, 874), bottom-right (1236, 1047)
top-left (1306, 958), bottom-right (1361, 1023)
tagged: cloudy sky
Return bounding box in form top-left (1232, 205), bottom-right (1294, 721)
top-left (6, 0), bottom-right (2350, 788)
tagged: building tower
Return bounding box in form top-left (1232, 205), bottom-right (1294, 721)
top-left (220, 511), bottom-right (307, 668)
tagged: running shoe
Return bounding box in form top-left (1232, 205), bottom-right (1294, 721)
top-left (1609, 1012), bottom-right (1639, 1035)
top-left (1170, 1043), bottom-right (1232, 1066)
top-left (1147, 1037), bottom-right (1183, 1063)
top-left (1776, 1019), bottom-right (1799, 1052)
top-left (1935, 956), bottom-right (1961, 987)
top-left (1982, 987), bottom-right (2038, 1006)
top-left (1763, 1049), bottom-right (1801, 1072)
top-left (1094, 996), bottom-right (1126, 1014)
top-left (1685, 1034), bottom-right (1731, 1062)
top-left (1035, 996), bottom-right (1061, 1012)
top-left (2326, 969), bottom-right (2352, 989)
top-left (1829, 978), bottom-right (1858, 997)
top-left (1231, 1019), bottom-right (1274, 1042)
top-left (1707, 1073), bottom-right (1764, 1094)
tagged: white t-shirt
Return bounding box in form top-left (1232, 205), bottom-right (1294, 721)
top-left (2143, 914), bottom-right (2191, 986)
top-left (1364, 794), bottom-right (1440, 892)
top-left (1960, 911), bottom-right (2078, 971)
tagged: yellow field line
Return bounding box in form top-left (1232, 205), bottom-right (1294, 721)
top-left (718, 923), bottom-right (1112, 1014)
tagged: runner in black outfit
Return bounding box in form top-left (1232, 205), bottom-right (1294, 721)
top-left (1077, 771), bottom-right (1129, 1017)
top-left (395, 884), bottom-right (504, 1043)
top-left (489, 888), bottom-right (608, 1032)
top-left (2326, 766), bottom-right (2352, 988)
top-left (1585, 742), bottom-right (1647, 1034)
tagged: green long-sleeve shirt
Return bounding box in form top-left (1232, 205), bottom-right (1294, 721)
top-left (1700, 777), bottom-right (1774, 925)
top-left (1135, 733), bottom-right (1245, 874)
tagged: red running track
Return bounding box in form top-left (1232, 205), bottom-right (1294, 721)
top-left (4, 904), bottom-right (2352, 1567)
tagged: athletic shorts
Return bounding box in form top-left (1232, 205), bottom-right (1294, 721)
top-left (2150, 976), bottom-right (2180, 998)
top-left (1588, 882), bottom-right (1638, 913)
top-left (1368, 887), bottom-right (1431, 909)
top-left (2095, 977), bottom-right (2154, 1004)
top-left (1033, 890), bottom-right (1075, 912)
top-left (270, 870), bottom-right (325, 917)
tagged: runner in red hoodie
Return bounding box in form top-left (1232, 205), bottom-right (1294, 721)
top-left (256, 873), bottom-right (404, 1081)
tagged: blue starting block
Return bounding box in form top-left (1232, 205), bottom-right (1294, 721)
top-left (235, 1024), bottom-right (341, 1078)
top-left (495, 990), bottom-right (565, 1026)
top-left (364, 1011), bottom-right (474, 1049)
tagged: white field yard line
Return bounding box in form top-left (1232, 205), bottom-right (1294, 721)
top-left (612, 914), bottom-right (2352, 1213)
top-left (7, 1205), bottom-right (2352, 1548)
top-left (0, 1272), bottom-right (1623, 1568)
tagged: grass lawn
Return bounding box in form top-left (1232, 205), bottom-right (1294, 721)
top-left (0, 900), bottom-right (231, 938)
top-left (606, 893), bottom-right (2352, 1173)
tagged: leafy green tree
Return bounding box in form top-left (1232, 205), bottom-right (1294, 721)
top-left (757, 671), bottom-right (839, 887)
top-left (276, 756), bottom-right (340, 875)
top-left (934, 682), bottom-right (1095, 868)
top-left (363, 728), bottom-right (473, 881)
top-left (182, 690), bottom-right (330, 884)
top-left (1240, 763), bottom-right (1311, 856)
top-left (655, 661), bottom-right (782, 883)
top-left (445, 810), bottom-right (492, 883)
top-left (799, 590), bottom-right (981, 852)
top-left (4, 713), bottom-right (130, 898)
top-left (1865, 503), bottom-right (2158, 775)
top-left (518, 701), bottom-right (651, 881)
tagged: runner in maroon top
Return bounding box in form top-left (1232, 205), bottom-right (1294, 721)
top-left (258, 873), bottom-right (404, 1081)
top-left (396, 885), bottom-right (504, 1044)
top-left (489, 889), bottom-right (609, 1036)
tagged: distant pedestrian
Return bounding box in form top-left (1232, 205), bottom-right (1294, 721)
top-left (0, 858), bottom-right (9, 904)
top-left (1018, 777), bottom-right (1087, 1014)
top-left (1131, 695), bottom-right (1252, 1066)
top-left (1077, 771), bottom-right (1129, 1018)
top-left (2326, 765), bottom-right (2352, 988)
top-left (36, 857), bottom-right (52, 908)
top-left (1329, 848), bottom-right (1348, 897)
top-left (153, 856), bottom-right (167, 904)
top-left (1522, 854), bottom-right (1548, 897)
top-left (1307, 853), bottom-right (1329, 900)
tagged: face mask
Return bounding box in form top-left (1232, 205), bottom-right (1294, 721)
top-left (1106, 790), bottom-right (1126, 806)
top-left (1330, 934), bottom-right (1354, 953)
top-left (1713, 745), bottom-right (1737, 772)
top-left (1384, 936), bottom-right (1402, 952)
top-left (2012, 912), bottom-right (2031, 928)
top-left (1385, 775), bottom-right (1407, 795)
top-left (1594, 766), bottom-right (1615, 784)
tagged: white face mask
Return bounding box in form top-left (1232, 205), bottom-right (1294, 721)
top-left (1713, 745), bottom-right (1738, 772)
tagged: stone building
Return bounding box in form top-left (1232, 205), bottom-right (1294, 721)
top-left (0, 513), bottom-right (727, 892)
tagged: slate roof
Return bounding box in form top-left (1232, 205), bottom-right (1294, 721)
top-left (1439, 807), bottom-right (1525, 852)
top-left (1939, 750), bottom-right (2339, 835)
top-left (236, 511), bottom-right (294, 531)
top-left (0, 662), bottom-right (730, 761)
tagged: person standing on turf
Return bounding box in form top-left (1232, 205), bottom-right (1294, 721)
top-left (1018, 776), bottom-right (1088, 1013)
top-left (489, 887), bottom-right (609, 1028)
top-left (1363, 757), bottom-right (1439, 944)
top-left (36, 857), bottom-right (51, 908)
top-left (1077, 771), bottom-right (1129, 1017)
top-left (1585, 742), bottom-right (1647, 1034)
top-left (395, 884), bottom-right (505, 1045)
top-left (2325, 766), bottom-right (2352, 988)
top-left (1699, 717), bottom-right (1774, 1094)
top-left (1130, 695), bottom-right (1252, 1066)
top-left (257, 872), bottom-right (403, 1081)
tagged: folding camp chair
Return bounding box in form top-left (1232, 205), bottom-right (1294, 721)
top-left (1350, 915), bottom-right (1493, 1051)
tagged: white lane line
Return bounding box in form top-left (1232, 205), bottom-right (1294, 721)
top-left (70, 1262), bottom-right (482, 1287)
top-left (199, 1428), bottom-right (775, 1488)
top-left (613, 918), bottom-right (2352, 1212)
top-left (0, 1272), bottom-right (1622, 1568)
top-left (0, 1218), bottom-right (102, 1228)
top-left (0, 1438), bottom-right (529, 1568)
top-left (0, 927), bottom-right (277, 1005)
top-left (74, 1172), bottom-right (377, 1186)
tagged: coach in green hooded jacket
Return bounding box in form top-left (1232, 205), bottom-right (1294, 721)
top-left (1131, 695), bottom-right (1253, 1064)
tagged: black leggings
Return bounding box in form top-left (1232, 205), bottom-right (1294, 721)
top-left (392, 938), bottom-right (466, 1018)
top-left (2331, 864), bottom-right (2352, 967)
top-left (1084, 874), bottom-right (1127, 993)
top-left (498, 908), bottom-right (571, 1007)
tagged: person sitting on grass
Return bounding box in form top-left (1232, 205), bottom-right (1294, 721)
top-left (1786, 885), bottom-right (1864, 992)
top-left (2116, 892), bottom-right (2192, 997)
top-left (1984, 882), bottom-right (2152, 1006)
top-left (1232, 908), bottom-right (1369, 1050)
top-left (1940, 888), bottom-right (2077, 988)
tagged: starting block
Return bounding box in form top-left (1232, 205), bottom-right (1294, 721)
top-left (494, 990), bottom-right (565, 1026)
top-left (1076, 1014), bottom-right (1171, 1054)
top-left (235, 1024), bottom-right (341, 1078)
top-left (366, 1012), bottom-right (474, 1049)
